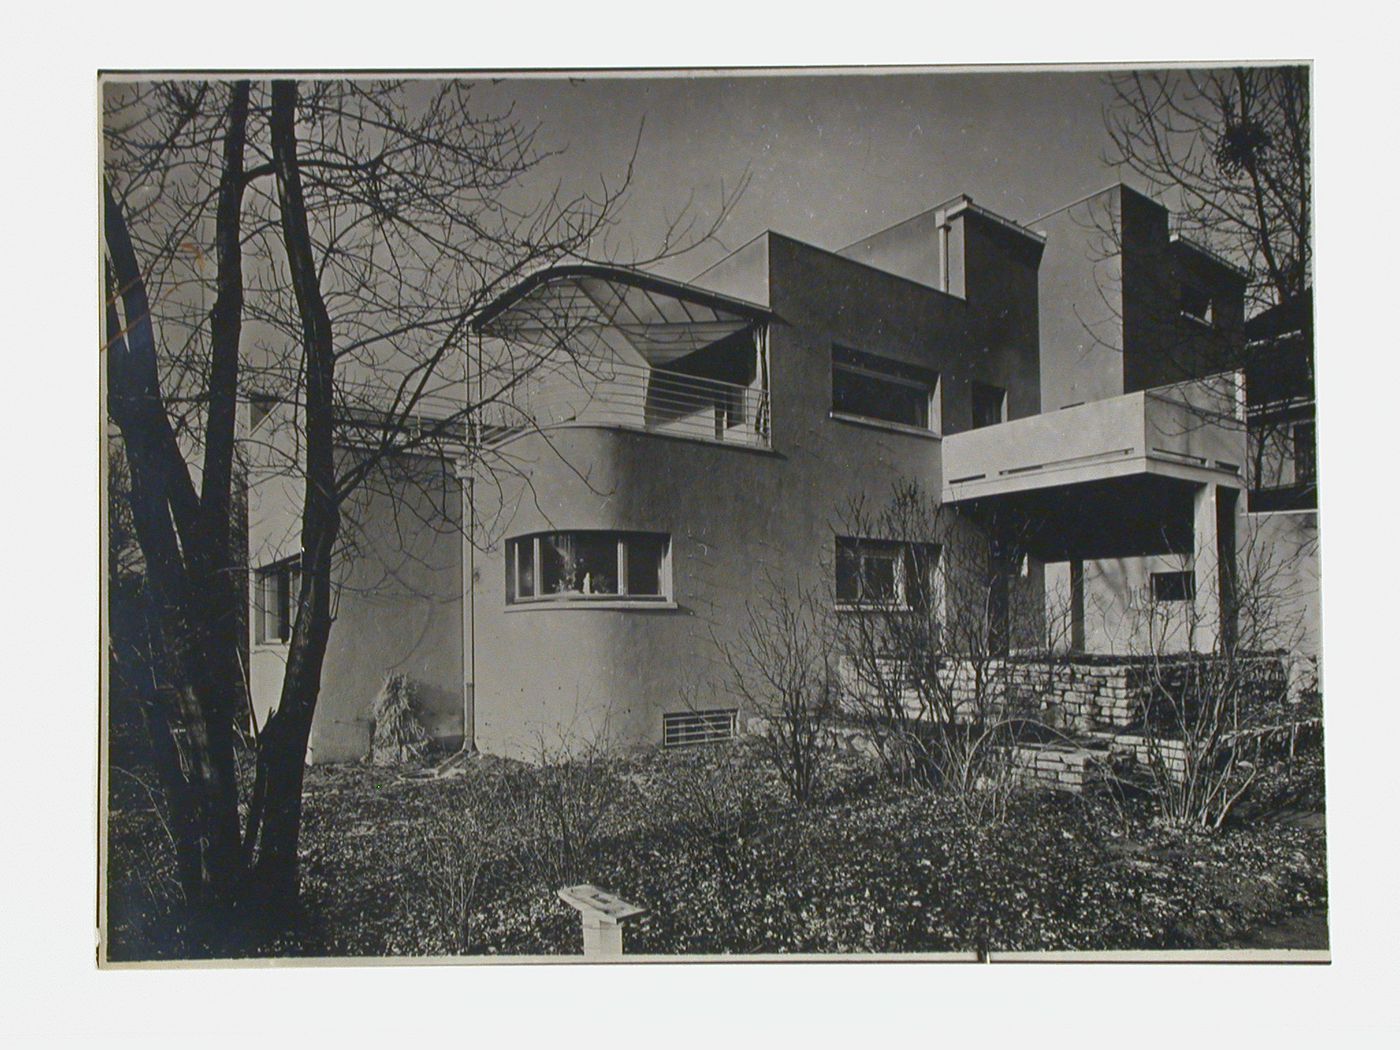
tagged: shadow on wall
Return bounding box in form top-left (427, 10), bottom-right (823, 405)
top-left (1084, 555), bottom-right (1195, 655)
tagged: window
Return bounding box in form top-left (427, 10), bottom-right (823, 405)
top-left (663, 709), bottom-right (738, 748)
top-left (1293, 421), bottom-right (1317, 485)
top-left (835, 537), bottom-right (939, 610)
top-left (831, 346), bottom-right (938, 431)
top-left (1180, 285), bottom-right (1215, 325)
top-left (255, 556), bottom-right (300, 644)
top-left (970, 382), bottom-right (1006, 430)
top-left (1150, 571), bottom-right (1195, 603)
top-left (248, 394), bottom-right (277, 430)
top-left (506, 531), bottom-right (670, 604)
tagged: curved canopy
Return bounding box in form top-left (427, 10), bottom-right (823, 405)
top-left (473, 264), bottom-right (770, 367)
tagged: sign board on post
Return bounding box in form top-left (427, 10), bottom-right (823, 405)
top-left (557, 884), bottom-right (647, 959)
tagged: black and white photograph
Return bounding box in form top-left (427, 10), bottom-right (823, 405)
top-left (11, 0), bottom-right (1400, 1034)
top-left (94, 62), bottom-right (1339, 965)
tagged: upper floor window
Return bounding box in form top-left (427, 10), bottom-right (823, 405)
top-left (831, 346), bottom-right (939, 432)
top-left (1180, 285), bottom-right (1215, 326)
top-left (1293, 420), bottom-right (1317, 485)
top-left (254, 556), bottom-right (300, 644)
top-left (835, 537), bottom-right (939, 610)
top-left (507, 531), bottom-right (670, 604)
top-left (970, 381), bottom-right (1007, 430)
top-left (248, 393), bottom-right (278, 431)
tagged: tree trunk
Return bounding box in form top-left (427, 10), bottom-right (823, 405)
top-left (104, 81), bottom-right (255, 919)
top-left (243, 79), bottom-right (344, 908)
top-left (105, 194), bottom-right (247, 911)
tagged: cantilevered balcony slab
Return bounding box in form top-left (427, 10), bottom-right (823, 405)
top-left (942, 374), bottom-right (1247, 504)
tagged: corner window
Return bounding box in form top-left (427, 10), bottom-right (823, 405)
top-left (835, 537), bottom-right (939, 610)
top-left (507, 531), bottom-right (670, 604)
top-left (831, 346), bottom-right (939, 432)
top-left (1180, 286), bottom-right (1215, 326)
top-left (255, 556), bottom-right (300, 644)
top-left (1150, 571), bottom-right (1195, 603)
top-left (970, 381), bottom-right (1007, 430)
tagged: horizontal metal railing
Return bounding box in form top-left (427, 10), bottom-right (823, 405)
top-left (289, 360), bottom-right (770, 452)
top-left (476, 359), bottom-right (771, 449)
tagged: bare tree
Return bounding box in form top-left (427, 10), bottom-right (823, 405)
top-left (1105, 66), bottom-right (1310, 315)
top-left (714, 577), bottom-right (837, 804)
top-left (833, 482), bottom-right (1063, 820)
top-left (1125, 521), bottom-right (1309, 830)
top-left (103, 77), bottom-right (740, 926)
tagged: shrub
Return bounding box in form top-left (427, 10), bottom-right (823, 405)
top-left (405, 775), bottom-right (515, 953)
top-left (370, 672), bottom-right (430, 766)
top-left (834, 483), bottom-right (1053, 821)
top-left (645, 741), bottom-right (781, 845)
top-left (503, 738), bottom-right (624, 888)
top-left (713, 579), bottom-right (837, 804)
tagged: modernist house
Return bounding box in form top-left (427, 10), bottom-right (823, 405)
top-left (246, 183), bottom-right (1319, 763)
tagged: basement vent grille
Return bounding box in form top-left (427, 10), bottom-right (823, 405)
top-left (663, 709), bottom-right (738, 748)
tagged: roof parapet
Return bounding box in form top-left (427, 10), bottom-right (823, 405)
top-left (936, 195), bottom-right (1047, 246)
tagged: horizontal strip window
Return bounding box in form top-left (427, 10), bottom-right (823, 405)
top-left (832, 346), bottom-right (939, 432)
top-left (663, 709), bottom-right (738, 748)
top-left (506, 531), bottom-right (670, 604)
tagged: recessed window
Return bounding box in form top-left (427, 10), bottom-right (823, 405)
top-left (507, 531), bottom-right (670, 603)
top-left (831, 346), bottom-right (939, 432)
top-left (248, 394), bottom-right (278, 430)
top-left (835, 537), bottom-right (939, 610)
top-left (970, 382), bottom-right (1007, 430)
top-left (255, 556), bottom-right (300, 644)
top-left (663, 709), bottom-right (738, 748)
top-left (1180, 286), bottom-right (1215, 325)
top-left (1293, 421), bottom-right (1316, 485)
top-left (1150, 571), bottom-right (1195, 603)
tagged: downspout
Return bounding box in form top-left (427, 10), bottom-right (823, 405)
top-left (460, 468), bottom-right (476, 753)
top-left (458, 327), bottom-right (478, 753)
top-left (937, 213), bottom-right (950, 294)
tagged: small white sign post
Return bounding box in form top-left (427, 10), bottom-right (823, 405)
top-left (558, 884), bottom-right (647, 959)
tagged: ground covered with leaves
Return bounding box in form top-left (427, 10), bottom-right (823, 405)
top-left (105, 743), bottom-right (1327, 960)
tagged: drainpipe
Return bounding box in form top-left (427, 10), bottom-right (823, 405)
top-left (459, 467), bottom-right (476, 752)
top-left (457, 327), bottom-right (478, 753)
top-left (938, 213), bottom-right (951, 294)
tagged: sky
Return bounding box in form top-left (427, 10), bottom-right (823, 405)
top-left (461, 69), bottom-right (1139, 282)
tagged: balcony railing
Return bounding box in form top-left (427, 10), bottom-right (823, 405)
top-left (943, 373), bottom-right (1247, 501)
top-left (477, 359), bottom-right (771, 450)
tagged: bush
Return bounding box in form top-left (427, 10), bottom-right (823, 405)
top-left (714, 580), bottom-right (838, 804)
top-left (502, 739), bottom-right (625, 888)
top-left (637, 741), bottom-right (784, 846)
top-left (370, 672), bottom-right (430, 766)
top-left (403, 774), bottom-right (515, 954)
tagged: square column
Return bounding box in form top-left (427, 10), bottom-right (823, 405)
top-left (1192, 483), bottom-right (1240, 653)
top-left (1044, 559), bottom-right (1084, 654)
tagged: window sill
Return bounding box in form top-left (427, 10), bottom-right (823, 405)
top-left (828, 411), bottom-right (941, 441)
top-left (834, 602), bottom-right (917, 614)
top-left (1179, 311), bottom-right (1218, 332)
top-left (505, 599), bottom-right (680, 613)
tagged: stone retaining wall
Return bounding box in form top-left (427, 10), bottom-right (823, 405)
top-left (855, 653), bottom-right (1299, 734)
top-left (1009, 743), bottom-right (1118, 792)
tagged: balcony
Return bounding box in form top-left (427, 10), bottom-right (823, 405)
top-left (943, 374), bottom-right (1246, 503)
top-left (478, 359), bottom-right (771, 450)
